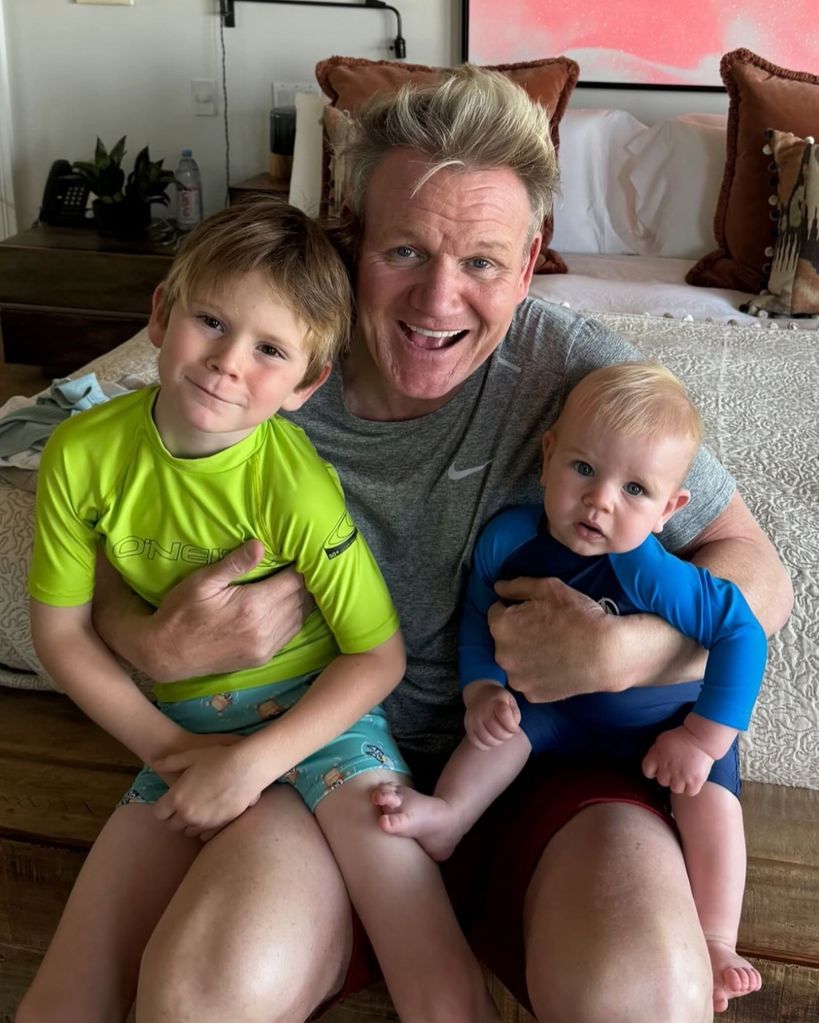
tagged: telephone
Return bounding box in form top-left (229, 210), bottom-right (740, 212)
top-left (39, 160), bottom-right (91, 227)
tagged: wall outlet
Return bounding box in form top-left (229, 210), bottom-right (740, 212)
top-left (192, 79), bottom-right (218, 117)
top-left (271, 81), bottom-right (319, 109)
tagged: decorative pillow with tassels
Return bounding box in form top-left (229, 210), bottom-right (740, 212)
top-left (743, 130), bottom-right (819, 318)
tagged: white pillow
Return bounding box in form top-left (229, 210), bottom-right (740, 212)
top-left (622, 113), bottom-right (727, 259)
top-left (552, 107), bottom-right (648, 255)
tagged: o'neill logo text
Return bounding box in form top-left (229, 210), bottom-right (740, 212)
top-left (112, 536), bottom-right (231, 566)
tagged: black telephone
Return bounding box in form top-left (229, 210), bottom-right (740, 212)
top-left (39, 160), bottom-right (91, 227)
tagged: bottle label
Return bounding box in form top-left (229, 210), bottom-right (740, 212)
top-left (178, 185), bottom-right (201, 228)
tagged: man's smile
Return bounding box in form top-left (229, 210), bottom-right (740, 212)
top-left (400, 320), bottom-right (469, 350)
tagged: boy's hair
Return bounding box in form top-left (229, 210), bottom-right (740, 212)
top-left (159, 196), bottom-right (352, 386)
top-left (339, 64), bottom-right (557, 246)
top-left (565, 362), bottom-right (704, 473)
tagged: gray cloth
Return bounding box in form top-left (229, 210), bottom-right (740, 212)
top-left (286, 299), bottom-right (735, 757)
top-left (0, 374), bottom-right (111, 457)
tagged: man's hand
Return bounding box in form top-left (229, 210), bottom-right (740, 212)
top-left (463, 679), bottom-right (521, 751)
top-left (488, 576), bottom-right (617, 702)
top-left (642, 725), bottom-right (715, 796)
top-left (94, 540), bottom-right (314, 682)
top-left (152, 742), bottom-right (268, 840)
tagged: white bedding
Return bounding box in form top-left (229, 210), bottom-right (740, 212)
top-left (529, 254), bottom-right (818, 327)
top-left (1, 310), bottom-right (816, 790)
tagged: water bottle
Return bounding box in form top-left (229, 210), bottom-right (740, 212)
top-left (176, 149), bottom-right (203, 230)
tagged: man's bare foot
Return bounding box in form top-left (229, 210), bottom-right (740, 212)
top-left (707, 938), bottom-right (762, 1013)
top-left (371, 782), bottom-right (466, 861)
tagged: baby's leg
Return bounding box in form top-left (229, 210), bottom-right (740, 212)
top-left (316, 770), bottom-right (500, 1023)
top-left (15, 803), bottom-right (198, 1023)
top-left (373, 729), bottom-right (532, 860)
top-left (671, 783), bottom-right (762, 1014)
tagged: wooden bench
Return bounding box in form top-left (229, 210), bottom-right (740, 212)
top-left (1, 687), bottom-right (817, 1023)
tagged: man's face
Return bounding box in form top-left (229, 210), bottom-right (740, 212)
top-left (351, 148), bottom-right (541, 420)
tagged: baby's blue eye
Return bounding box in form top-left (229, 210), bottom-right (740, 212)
top-left (574, 461), bottom-right (593, 477)
top-left (624, 482), bottom-right (644, 496)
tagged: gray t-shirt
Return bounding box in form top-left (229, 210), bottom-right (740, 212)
top-left (287, 299), bottom-right (735, 756)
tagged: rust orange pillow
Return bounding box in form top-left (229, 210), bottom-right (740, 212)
top-left (687, 49), bottom-right (819, 293)
top-left (314, 55), bottom-right (580, 274)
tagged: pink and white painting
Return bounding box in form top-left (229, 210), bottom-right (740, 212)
top-left (464, 1), bottom-right (819, 87)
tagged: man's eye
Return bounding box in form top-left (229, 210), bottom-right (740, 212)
top-left (469, 257), bottom-right (492, 271)
top-left (574, 461), bottom-right (593, 477)
top-left (624, 482), bottom-right (644, 496)
top-left (394, 245), bottom-right (417, 259)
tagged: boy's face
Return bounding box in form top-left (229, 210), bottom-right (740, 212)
top-left (540, 400), bottom-right (692, 556)
top-left (148, 271), bottom-right (330, 457)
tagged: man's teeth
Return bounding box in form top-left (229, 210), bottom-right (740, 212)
top-left (405, 322), bottom-right (462, 339)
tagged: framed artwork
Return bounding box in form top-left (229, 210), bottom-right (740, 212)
top-left (461, 1), bottom-right (818, 90)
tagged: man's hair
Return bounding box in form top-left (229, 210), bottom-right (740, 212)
top-left (339, 64), bottom-right (558, 244)
top-left (159, 196), bottom-right (352, 386)
top-left (565, 362), bottom-right (704, 469)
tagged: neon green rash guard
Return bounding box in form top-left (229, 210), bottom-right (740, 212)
top-left (29, 387), bottom-right (400, 703)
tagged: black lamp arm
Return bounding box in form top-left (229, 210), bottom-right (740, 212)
top-left (220, 0), bottom-right (406, 58)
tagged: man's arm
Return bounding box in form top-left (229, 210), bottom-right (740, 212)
top-left (489, 492), bottom-right (792, 703)
top-left (92, 539), bottom-right (314, 683)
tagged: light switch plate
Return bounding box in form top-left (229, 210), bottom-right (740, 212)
top-left (76, 1), bottom-right (134, 6)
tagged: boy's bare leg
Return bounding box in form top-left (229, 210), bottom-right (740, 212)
top-left (672, 783), bottom-right (762, 1013)
top-left (523, 802), bottom-right (713, 1023)
top-left (136, 784), bottom-right (353, 1023)
top-left (15, 803), bottom-right (199, 1023)
top-left (317, 770), bottom-right (501, 1023)
top-left (372, 731), bottom-right (531, 860)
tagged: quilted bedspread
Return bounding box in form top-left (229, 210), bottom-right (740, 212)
top-left (1, 314), bottom-right (816, 789)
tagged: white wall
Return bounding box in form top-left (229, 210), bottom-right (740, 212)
top-left (3, 0), bottom-right (456, 231)
top-left (3, 0), bottom-right (726, 235)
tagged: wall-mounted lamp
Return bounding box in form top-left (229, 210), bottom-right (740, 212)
top-left (220, 0), bottom-right (407, 59)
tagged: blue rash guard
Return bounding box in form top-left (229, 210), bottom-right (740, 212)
top-left (458, 505), bottom-right (767, 794)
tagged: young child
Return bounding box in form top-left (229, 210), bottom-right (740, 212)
top-left (375, 362), bottom-right (767, 1014)
top-left (24, 198), bottom-right (497, 1023)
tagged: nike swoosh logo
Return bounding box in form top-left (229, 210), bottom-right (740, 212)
top-left (447, 460), bottom-right (492, 481)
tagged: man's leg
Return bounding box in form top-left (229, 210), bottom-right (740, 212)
top-left (522, 803), bottom-right (713, 1023)
top-left (136, 784), bottom-right (354, 1023)
top-left (16, 803), bottom-right (199, 1023)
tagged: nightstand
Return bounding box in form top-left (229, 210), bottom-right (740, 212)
top-left (0, 224), bottom-right (175, 375)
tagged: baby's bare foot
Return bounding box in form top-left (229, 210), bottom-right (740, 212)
top-left (371, 782), bottom-right (465, 861)
top-left (706, 938), bottom-right (762, 1013)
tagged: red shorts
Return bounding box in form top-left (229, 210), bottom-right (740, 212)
top-left (314, 754), bottom-right (672, 1018)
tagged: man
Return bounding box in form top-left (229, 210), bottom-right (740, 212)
top-left (89, 67), bottom-right (790, 1022)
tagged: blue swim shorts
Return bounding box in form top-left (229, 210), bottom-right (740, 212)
top-left (118, 673), bottom-right (410, 813)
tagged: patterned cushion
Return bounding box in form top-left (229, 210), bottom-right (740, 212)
top-left (314, 55), bottom-right (579, 274)
top-left (744, 131), bottom-right (819, 318)
top-left (687, 49), bottom-right (819, 293)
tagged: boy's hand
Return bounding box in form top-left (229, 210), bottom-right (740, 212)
top-left (152, 743), bottom-right (268, 840)
top-left (642, 724), bottom-right (715, 796)
top-left (463, 679), bottom-right (521, 751)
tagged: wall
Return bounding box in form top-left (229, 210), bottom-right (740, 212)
top-left (2, 0), bottom-right (727, 235)
top-left (3, 0), bottom-right (457, 232)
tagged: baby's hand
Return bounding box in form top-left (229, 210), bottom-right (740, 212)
top-left (153, 743), bottom-right (266, 839)
top-left (642, 724), bottom-right (715, 796)
top-left (463, 680), bottom-right (521, 751)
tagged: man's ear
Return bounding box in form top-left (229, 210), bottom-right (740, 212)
top-left (147, 285), bottom-right (168, 350)
top-left (653, 489), bottom-right (691, 533)
top-left (517, 232), bottom-right (543, 301)
top-left (281, 361), bottom-right (333, 412)
top-left (539, 428), bottom-right (556, 487)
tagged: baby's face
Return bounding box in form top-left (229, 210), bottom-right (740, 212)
top-left (540, 405), bottom-right (692, 556)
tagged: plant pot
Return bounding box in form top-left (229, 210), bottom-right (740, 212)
top-left (92, 198), bottom-right (151, 239)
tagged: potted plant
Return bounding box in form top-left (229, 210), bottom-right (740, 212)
top-left (72, 136), bottom-right (176, 238)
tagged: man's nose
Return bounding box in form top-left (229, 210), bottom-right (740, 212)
top-left (410, 259), bottom-right (464, 315)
